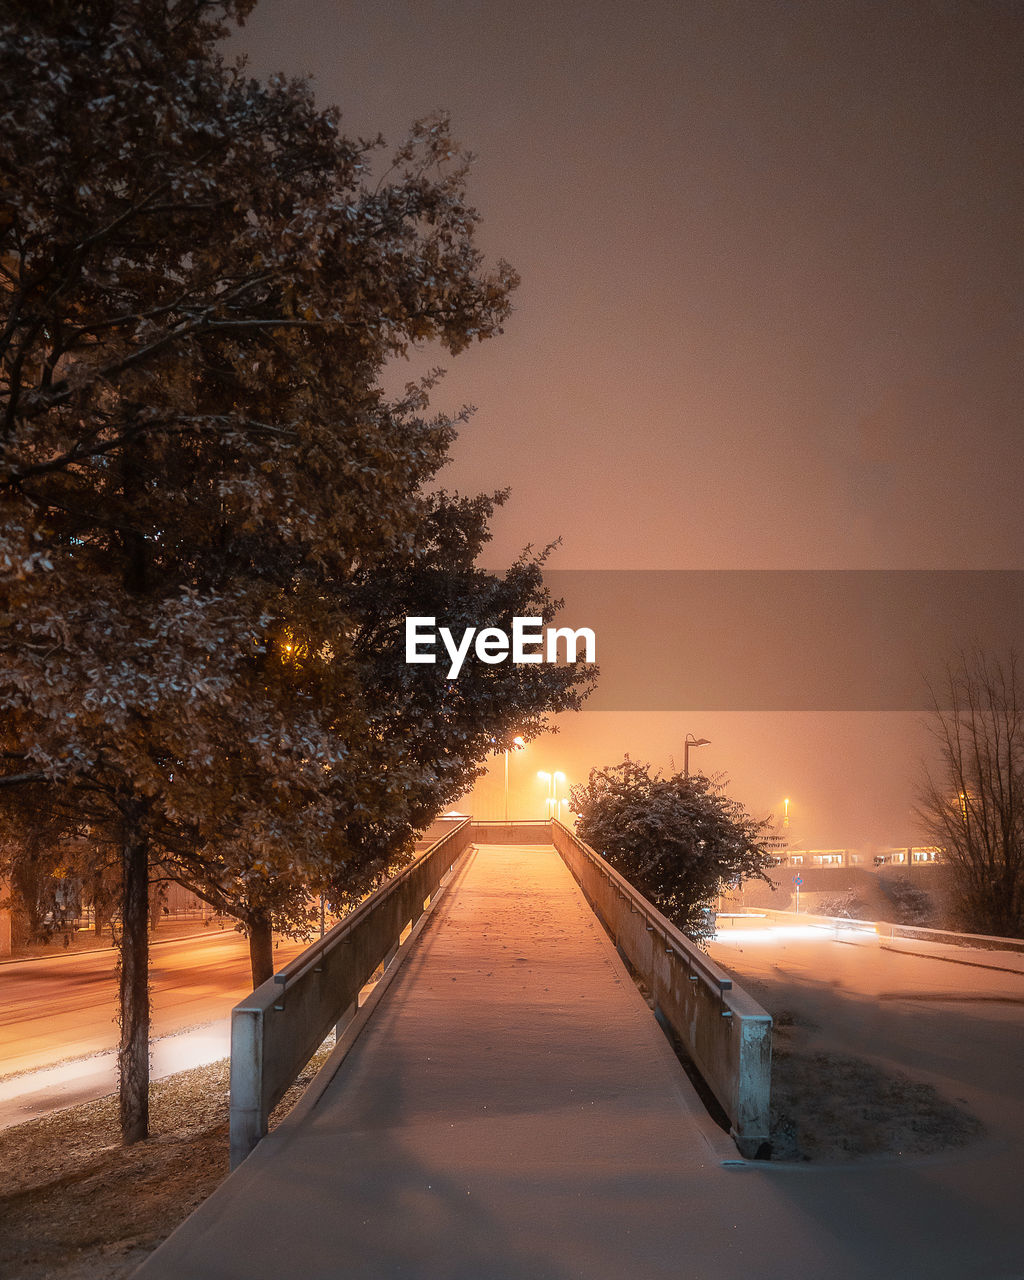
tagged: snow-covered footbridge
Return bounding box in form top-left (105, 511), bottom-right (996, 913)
top-left (133, 821), bottom-right (793, 1277)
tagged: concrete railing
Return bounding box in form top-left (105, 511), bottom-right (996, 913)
top-left (469, 819), bottom-right (554, 844)
top-left (551, 820), bottom-right (773, 1159)
top-left (229, 817), bottom-right (473, 1168)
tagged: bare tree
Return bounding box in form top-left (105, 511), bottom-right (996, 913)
top-left (918, 651), bottom-right (1024, 938)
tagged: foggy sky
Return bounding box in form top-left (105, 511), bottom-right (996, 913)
top-left (232, 2), bottom-right (1024, 846)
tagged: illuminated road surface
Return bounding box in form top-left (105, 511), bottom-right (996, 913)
top-left (710, 916), bottom-right (1024, 996)
top-left (0, 1020), bottom-right (236, 1128)
top-left (0, 929), bottom-right (310, 1080)
top-left (708, 916), bottom-right (1024, 1022)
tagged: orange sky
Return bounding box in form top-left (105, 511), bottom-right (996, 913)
top-left (233, 2), bottom-right (1024, 847)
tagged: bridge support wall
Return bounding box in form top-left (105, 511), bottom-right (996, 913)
top-left (551, 820), bottom-right (773, 1159)
top-left (467, 820), bottom-right (553, 844)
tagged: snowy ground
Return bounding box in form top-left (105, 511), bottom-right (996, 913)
top-left (0, 1044), bottom-right (336, 1280)
top-left (709, 917), bottom-right (1024, 1164)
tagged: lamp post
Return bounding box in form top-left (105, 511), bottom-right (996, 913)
top-left (683, 733), bottom-right (710, 779)
top-left (503, 736), bottom-right (525, 820)
top-left (537, 770), bottom-right (566, 820)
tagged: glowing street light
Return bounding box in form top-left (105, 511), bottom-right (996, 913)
top-left (683, 733), bottom-right (710, 779)
top-left (537, 771), bottom-right (551, 818)
top-left (553, 770), bottom-right (567, 822)
top-left (537, 770), bottom-right (567, 821)
top-left (783, 797), bottom-right (790, 829)
top-left (503, 736), bottom-right (526, 821)
top-left (278, 628), bottom-right (309, 664)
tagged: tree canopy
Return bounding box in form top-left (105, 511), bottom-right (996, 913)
top-left (570, 757), bottom-right (777, 944)
top-left (0, 0), bottom-right (594, 1141)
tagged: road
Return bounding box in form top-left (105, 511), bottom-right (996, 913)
top-left (704, 918), bottom-right (1024, 1277)
top-left (0, 929), bottom-right (310, 1080)
top-left (710, 915), bottom-right (1024, 998)
top-left (2, 829), bottom-right (463, 1081)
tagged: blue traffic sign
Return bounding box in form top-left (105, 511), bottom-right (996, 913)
top-left (793, 875), bottom-right (803, 887)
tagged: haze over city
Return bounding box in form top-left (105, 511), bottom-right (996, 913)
top-left (5, 6), bottom-right (1024, 1275)
top-left (232, 1), bottom-right (1024, 847)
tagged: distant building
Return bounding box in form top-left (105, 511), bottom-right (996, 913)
top-left (776, 847), bottom-right (942, 870)
top-left (872, 847), bottom-right (941, 867)
top-left (780, 849), bottom-right (851, 867)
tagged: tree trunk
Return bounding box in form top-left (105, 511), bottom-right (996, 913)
top-left (248, 911), bottom-right (274, 988)
top-left (118, 811), bottom-right (150, 1145)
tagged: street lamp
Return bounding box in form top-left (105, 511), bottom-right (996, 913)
top-left (553, 771), bottom-right (567, 822)
top-left (503, 736), bottom-right (526, 820)
top-left (783, 797), bottom-right (790, 829)
top-left (683, 734), bottom-right (710, 779)
top-left (537, 770), bottom-right (566, 820)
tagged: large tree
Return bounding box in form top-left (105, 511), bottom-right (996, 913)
top-left (0, 0), bottom-right (592, 1144)
top-left (150, 512), bottom-right (596, 988)
top-left (344, 496), bottom-right (596, 857)
top-left (570, 758), bottom-right (777, 944)
top-left (917, 651), bottom-right (1024, 938)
